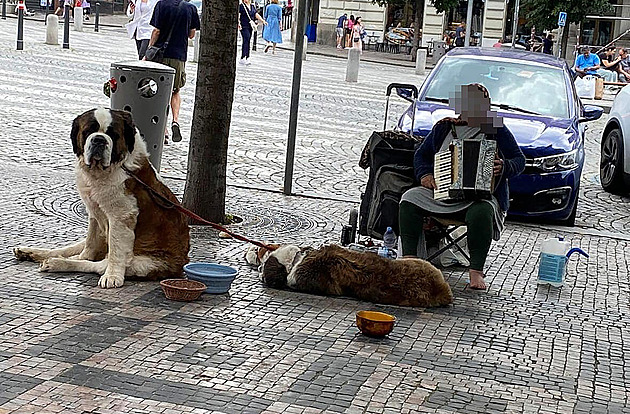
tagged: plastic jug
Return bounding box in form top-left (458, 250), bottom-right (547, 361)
top-left (537, 237), bottom-right (588, 287)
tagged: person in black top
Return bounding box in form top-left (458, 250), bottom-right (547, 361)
top-left (455, 22), bottom-right (465, 47)
top-left (542, 34), bottom-right (553, 55)
top-left (239, 0), bottom-right (267, 65)
top-left (598, 46), bottom-right (621, 82)
top-left (148, 0), bottom-right (200, 143)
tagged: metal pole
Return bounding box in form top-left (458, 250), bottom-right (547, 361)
top-left (557, 26), bottom-right (563, 58)
top-left (464, 0), bottom-right (473, 47)
top-left (63, 4), bottom-right (70, 48)
top-left (94, 2), bottom-right (99, 32)
top-left (283, 0), bottom-right (309, 195)
top-left (16, 0), bottom-right (24, 50)
top-left (2, 0), bottom-right (6, 20)
top-left (510, 0), bottom-right (520, 48)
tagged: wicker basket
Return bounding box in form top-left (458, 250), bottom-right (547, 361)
top-left (160, 279), bottom-right (207, 302)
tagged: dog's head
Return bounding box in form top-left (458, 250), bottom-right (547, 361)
top-left (71, 108), bottom-right (137, 169)
top-left (245, 244), bottom-right (281, 267)
top-left (246, 244), bottom-right (304, 289)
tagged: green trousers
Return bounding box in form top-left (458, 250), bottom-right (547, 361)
top-left (398, 200), bottom-right (494, 271)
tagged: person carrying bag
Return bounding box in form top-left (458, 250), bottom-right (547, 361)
top-left (238, 0), bottom-right (266, 65)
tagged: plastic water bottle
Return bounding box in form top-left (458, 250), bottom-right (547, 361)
top-left (383, 227), bottom-right (397, 249)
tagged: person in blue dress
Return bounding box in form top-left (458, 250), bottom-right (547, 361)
top-left (263, 0), bottom-right (283, 54)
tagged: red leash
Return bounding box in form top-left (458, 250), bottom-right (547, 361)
top-left (122, 166), bottom-right (278, 251)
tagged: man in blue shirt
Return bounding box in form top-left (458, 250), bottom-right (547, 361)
top-left (336, 13), bottom-right (347, 50)
top-left (575, 46), bottom-right (601, 78)
top-left (148, 0), bottom-right (200, 143)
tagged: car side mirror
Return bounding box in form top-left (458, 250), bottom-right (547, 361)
top-left (579, 104), bottom-right (603, 122)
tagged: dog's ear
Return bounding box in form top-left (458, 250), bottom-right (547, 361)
top-left (245, 245), bottom-right (261, 266)
top-left (121, 110), bottom-right (136, 153)
top-left (70, 115), bottom-right (81, 156)
top-left (261, 256), bottom-right (288, 288)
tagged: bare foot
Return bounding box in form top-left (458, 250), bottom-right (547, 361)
top-left (469, 269), bottom-right (486, 290)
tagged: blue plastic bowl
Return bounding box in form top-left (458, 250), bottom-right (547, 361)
top-left (183, 263), bottom-right (238, 294)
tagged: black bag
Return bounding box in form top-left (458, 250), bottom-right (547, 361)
top-left (358, 131), bottom-right (421, 239)
top-left (144, 0), bottom-right (185, 63)
top-left (144, 45), bottom-right (164, 63)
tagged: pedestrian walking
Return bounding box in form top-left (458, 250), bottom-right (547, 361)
top-left (239, 0), bottom-right (267, 65)
top-left (263, 0), bottom-right (282, 54)
top-left (147, 0), bottom-right (200, 143)
top-left (345, 14), bottom-right (354, 49)
top-left (352, 16), bottom-right (364, 52)
top-left (336, 13), bottom-right (347, 50)
top-left (126, 0), bottom-right (160, 60)
top-left (542, 34), bottom-right (553, 55)
top-left (455, 22), bottom-right (465, 47)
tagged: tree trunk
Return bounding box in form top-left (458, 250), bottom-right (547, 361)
top-left (182, 0), bottom-right (237, 224)
top-left (560, 23), bottom-right (570, 60)
top-left (411, 0), bottom-right (424, 61)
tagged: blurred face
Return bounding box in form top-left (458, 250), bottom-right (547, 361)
top-left (583, 49), bottom-right (590, 57)
top-left (621, 49), bottom-right (628, 58)
top-left (450, 85), bottom-right (504, 133)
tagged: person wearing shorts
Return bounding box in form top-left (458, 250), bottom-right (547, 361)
top-left (148, 0), bottom-right (200, 143)
top-left (336, 13), bottom-right (347, 49)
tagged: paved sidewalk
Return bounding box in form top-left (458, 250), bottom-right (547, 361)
top-left (0, 18), bottom-right (630, 414)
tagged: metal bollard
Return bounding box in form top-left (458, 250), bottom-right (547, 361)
top-left (415, 48), bottom-right (427, 75)
top-left (302, 34), bottom-right (307, 61)
top-left (73, 6), bottom-right (83, 31)
top-left (46, 14), bottom-right (59, 44)
top-left (94, 2), bottom-right (99, 32)
top-left (16, 0), bottom-right (24, 50)
top-left (63, 5), bottom-right (69, 49)
top-left (2, 0), bottom-right (6, 20)
top-left (345, 48), bottom-right (360, 82)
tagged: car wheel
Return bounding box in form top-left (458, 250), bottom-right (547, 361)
top-left (600, 128), bottom-right (626, 194)
top-left (562, 196), bottom-right (577, 227)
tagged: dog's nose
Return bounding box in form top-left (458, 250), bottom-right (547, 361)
top-left (92, 135), bottom-right (107, 146)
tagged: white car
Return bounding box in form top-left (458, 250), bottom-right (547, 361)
top-left (600, 85), bottom-right (630, 194)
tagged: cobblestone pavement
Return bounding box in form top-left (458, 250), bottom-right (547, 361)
top-left (1, 19), bottom-right (630, 414)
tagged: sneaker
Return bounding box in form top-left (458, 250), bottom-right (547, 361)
top-left (171, 122), bottom-right (182, 143)
top-left (245, 58), bottom-right (252, 66)
top-left (238, 58), bottom-right (247, 65)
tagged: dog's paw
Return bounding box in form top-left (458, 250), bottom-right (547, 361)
top-left (98, 273), bottom-right (124, 289)
top-left (14, 247), bottom-right (34, 262)
top-left (39, 258), bottom-right (65, 273)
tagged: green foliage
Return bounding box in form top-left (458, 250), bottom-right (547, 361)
top-left (523, 0), bottom-right (613, 30)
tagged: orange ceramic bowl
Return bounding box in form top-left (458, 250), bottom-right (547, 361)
top-left (356, 311), bottom-right (396, 337)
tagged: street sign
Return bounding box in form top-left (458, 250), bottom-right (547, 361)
top-left (558, 12), bottom-right (567, 27)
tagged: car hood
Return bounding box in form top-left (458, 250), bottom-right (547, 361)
top-left (400, 103), bottom-right (578, 158)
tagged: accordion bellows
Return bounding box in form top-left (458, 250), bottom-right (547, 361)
top-left (434, 137), bottom-right (497, 201)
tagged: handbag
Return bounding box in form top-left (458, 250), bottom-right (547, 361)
top-left (145, 0), bottom-right (186, 63)
top-left (240, 1), bottom-right (258, 32)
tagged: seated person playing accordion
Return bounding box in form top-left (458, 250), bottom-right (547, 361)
top-left (399, 83), bottom-right (525, 290)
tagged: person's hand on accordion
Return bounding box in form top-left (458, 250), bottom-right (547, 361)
top-left (493, 158), bottom-right (504, 177)
top-left (420, 174), bottom-right (437, 190)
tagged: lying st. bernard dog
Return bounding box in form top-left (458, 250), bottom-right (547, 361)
top-left (13, 108), bottom-right (190, 288)
top-left (246, 244), bottom-right (453, 307)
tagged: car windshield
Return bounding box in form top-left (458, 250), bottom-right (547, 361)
top-left (423, 56), bottom-right (570, 119)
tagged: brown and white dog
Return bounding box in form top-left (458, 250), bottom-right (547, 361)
top-left (13, 108), bottom-right (190, 288)
top-left (246, 244), bottom-right (453, 307)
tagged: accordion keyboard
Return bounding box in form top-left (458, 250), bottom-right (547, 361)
top-left (433, 149), bottom-right (453, 201)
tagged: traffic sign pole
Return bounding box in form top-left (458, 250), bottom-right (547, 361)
top-left (557, 12), bottom-right (566, 58)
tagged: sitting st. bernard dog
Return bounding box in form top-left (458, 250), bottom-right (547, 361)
top-left (246, 244), bottom-right (453, 307)
top-left (13, 108), bottom-right (190, 288)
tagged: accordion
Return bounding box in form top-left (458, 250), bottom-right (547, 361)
top-left (433, 138), bottom-right (497, 201)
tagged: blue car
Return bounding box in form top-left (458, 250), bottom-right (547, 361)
top-left (397, 47), bottom-right (603, 225)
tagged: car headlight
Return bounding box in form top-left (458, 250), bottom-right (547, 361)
top-left (526, 149), bottom-right (579, 172)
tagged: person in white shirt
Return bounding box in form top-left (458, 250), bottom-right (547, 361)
top-left (126, 0), bottom-right (160, 59)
